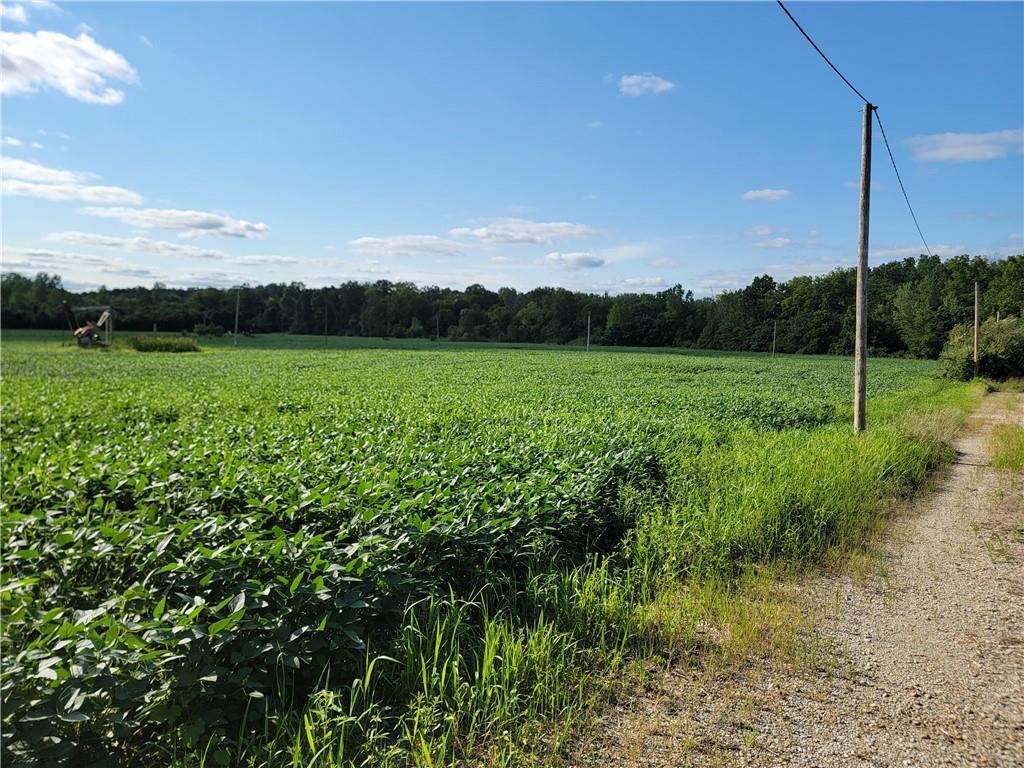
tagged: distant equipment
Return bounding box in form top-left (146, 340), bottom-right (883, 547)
top-left (62, 302), bottom-right (114, 348)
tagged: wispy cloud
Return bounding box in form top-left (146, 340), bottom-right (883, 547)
top-left (234, 254), bottom-right (300, 265)
top-left (450, 218), bottom-right (598, 245)
top-left (742, 189), bottom-right (790, 202)
top-left (348, 235), bottom-right (464, 257)
top-left (543, 251), bottom-right (604, 270)
top-left (3, 159), bottom-right (142, 203)
top-left (4, 180), bottom-right (141, 204)
top-left (622, 276), bottom-right (665, 288)
top-left (78, 207), bottom-right (269, 238)
top-left (0, 245), bottom-right (156, 279)
top-left (4, 157), bottom-right (90, 183)
top-left (43, 231), bottom-right (226, 259)
top-left (907, 129), bottom-right (1023, 163)
top-left (0, 3), bottom-right (28, 24)
top-left (870, 244), bottom-right (964, 260)
top-left (618, 73), bottom-right (675, 97)
top-left (1, 30), bottom-right (138, 105)
top-left (752, 237), bottom-right (793, 249)
top-left (2, 136), bottom-right (24, 147)
top-left (745, 225), bottom-right (776, 237)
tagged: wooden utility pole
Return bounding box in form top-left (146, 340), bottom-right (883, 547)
top-left (853, 104), bottom-right (873, 433)
top-left (771, 319), bottom-right (778, 359)
top-left (233, 288), bottom-right (240, 346)
top-left (974, 281), bottom-right (980, 377)
top-left (586, 312), bottom-right (591, 352)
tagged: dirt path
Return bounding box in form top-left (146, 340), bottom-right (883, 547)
top-left (574, 392), bottom-right (1024, 768)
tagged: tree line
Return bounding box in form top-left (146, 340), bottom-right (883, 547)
top-left (2, 253), bottom-right (1021, 358)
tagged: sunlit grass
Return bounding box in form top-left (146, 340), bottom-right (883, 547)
top-left (990, 423), bottom-right (1024, 471)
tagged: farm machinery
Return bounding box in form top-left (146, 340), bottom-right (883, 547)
top-left (62, 302), bottom-right (114, 348)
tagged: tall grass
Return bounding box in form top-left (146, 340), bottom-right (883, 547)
top-left (121, 335), bottom-right (200, 352)
top-left (990, 423), bottom-right (1024, 471)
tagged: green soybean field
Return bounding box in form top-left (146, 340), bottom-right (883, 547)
top-left (0, 334), bottom-right (981, 767)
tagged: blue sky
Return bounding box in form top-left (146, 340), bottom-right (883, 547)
top-left (2, 1), bottom-right (1022, 295)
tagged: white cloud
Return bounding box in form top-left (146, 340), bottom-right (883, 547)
top-left (543, 251), bottom-right (605, 270)
top-left (2, 136), bottom-right (24, 147)
top-left (0, 30), bottom-right (138, 105)
top-left (234, 254), bottom-right (300, 265)
top-left (0, 245), bottom-right (155, 280)
top-left (3, 157), bottom-right (90, 183)
top-left (489, 255), bottom-right (511, 264)
top-left (450, 218), bottom-right (599, 245)
top-left (742, 189), bottom-right (791, 202)
top-left (752, 237), bottom-right (793, 249)
top-left (907, 129), bottom-right (1023, 163)
top-left (79, 207), bottom-right (269, 238)
top-left (651, 257), bottom-right (675, 268)
top-left (3, 179), bottom-right (142, 204)
top-left (30, 140), bottom-right (43, 148)
top-left (2, 158), bottom-right (142, 203)
top-left (43, 231), bottom-right (226, 259)
top-left (618, 73), bottom-right (675, 97)
top-left (587, 120), bottom-right (604, 129)
top-left (0, 4), bottom-right (27, 24)
top-left (623, 277), bottom-right (666, 288)
top-left (348, 235), bottom-right (464, 257)
top-left (174, 271), bottom-right (248, 288)
top-left (745, 225), bottom-right (776, 237)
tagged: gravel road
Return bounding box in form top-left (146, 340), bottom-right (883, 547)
top-left (573, 392), bottom-right (1023, 767)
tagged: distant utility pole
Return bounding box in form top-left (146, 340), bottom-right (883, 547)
top-left (853, 104), bottom-right (874, 433)
top-left (586, 312), bottom-right (591, 352)
top-left (974, 281), bottom-right (980, 377)
top-left (772, 319), bottom-right (778, 359)
top-left (233, 287), bottom-right (240, 346)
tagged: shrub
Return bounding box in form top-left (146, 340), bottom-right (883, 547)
top-left (193, 323), bottom-right (226, 337)
top-left (124, 335), bottom-right (200, 353)
top-left (939, 316), bottom-right (1024, 381)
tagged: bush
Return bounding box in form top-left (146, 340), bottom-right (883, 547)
top-left (940, 316), bottom-right (1024, 381)
top-left (193, 323), bottom-right (226, 337)
top-left (124, 335), bottom-right (200, 353)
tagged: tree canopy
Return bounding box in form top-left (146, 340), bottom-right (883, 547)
top-left (3, 254), bottom-right (1020, 358)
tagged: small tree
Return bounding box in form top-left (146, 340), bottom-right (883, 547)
top-left (940, 316), bottom-right (1024, 380)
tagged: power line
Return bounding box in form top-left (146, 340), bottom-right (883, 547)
top-left (874, 110), bottom-right (934, 258)
top-left (775, 1), bottom-right (870, 104)
top-left (776, 0), bottom-right (934, 259)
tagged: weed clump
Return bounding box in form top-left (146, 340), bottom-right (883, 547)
top-left (123, 335), bottom-right (200, 352)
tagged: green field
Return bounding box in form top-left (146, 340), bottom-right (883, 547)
top-left (0, 332), bottom-right (981, 767)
